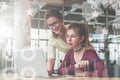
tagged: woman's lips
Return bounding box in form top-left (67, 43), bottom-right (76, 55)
top-left (68, 43), bottom-right (72, 46)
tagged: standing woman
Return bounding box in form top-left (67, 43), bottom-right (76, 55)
top-left (58, 23), bottom-right (106, 77)
top-left (44, 8), bottom-right (69, 75)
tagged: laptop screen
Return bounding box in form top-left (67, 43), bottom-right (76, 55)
top-left (14, 48), bottom-right (49, 78)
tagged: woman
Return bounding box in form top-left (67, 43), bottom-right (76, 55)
top-left (44, 8), bottom-right (69, 75)
top-left (57, 23), bottom-right (106, 77)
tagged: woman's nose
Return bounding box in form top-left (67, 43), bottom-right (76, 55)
top-left (68, 37), bottom-right (71, 41)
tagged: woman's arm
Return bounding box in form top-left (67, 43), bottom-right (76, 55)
top-left (85, 50), bottom-right (105, 77)
top-left (47, 58), bottom-right (55, 76)
top-left (47, 38), bottom-right (56, 75)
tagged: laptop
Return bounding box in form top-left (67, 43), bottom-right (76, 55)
top-left (14, 48), bottom-right (50, 78)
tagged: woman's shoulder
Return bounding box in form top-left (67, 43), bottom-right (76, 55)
top-left (85, 48), bottom-right (96, 54)
top-left (48, 36), bottom-right (57, 46)
top-left (49, 35), bottom-right (55, 39)
top-left (49, 35), bottom-right (61, 40)
top-left (64, 49), bottom-right (74, 58)
top-left (49, 35), bottom-right (59, 43)
top-left (83, 49), bottom-right (99, 59)
top-left (66, 49), bottom-right (74, 55)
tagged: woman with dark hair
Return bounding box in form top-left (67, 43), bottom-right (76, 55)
top-left (57, 23), bottom-right (106, 77)
top-left (44, 8), bottom-right (69, 75)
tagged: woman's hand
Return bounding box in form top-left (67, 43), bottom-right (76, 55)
top-left (75, 60), bottom-right (89, 69)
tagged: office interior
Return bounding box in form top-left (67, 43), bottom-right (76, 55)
top-left (0, 0), bottom-right (120, 78)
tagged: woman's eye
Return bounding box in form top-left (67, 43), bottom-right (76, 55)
top-left (66, 35), bottom-right (69, 38)
top-left (71, 35), bottom-right (76, 37)
top-left (66, 34), bottom-right (77, 38)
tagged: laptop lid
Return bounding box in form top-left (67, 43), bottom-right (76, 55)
top-left (14, 48), bottom-right (49, 78)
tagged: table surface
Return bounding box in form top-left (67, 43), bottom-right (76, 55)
top-left (0, 74), bottom-right (120, 80)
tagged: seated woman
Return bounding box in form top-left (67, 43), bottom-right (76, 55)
top-left (57, 23), bottom-right (107, 77)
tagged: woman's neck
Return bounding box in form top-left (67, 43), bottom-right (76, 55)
top-left (74, 47), bottom-right (85, 55)
top-left (73, 47), bottom-right (83, 52)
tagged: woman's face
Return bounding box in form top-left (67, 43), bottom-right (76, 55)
top-left (66, 29), bottom-right (83, 49)
top-left (46, 17), bottom-right (63, 35)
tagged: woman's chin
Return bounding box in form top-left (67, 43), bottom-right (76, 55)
top-left (53, 31), bottom-right (59, 34)
top-left (68, 46), bottom-right (72, 48)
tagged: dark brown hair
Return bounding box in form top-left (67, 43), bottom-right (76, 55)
top-left (44, 8), bottom-right (63, 38)
top-left (44, 8), bottom-right (63, 20)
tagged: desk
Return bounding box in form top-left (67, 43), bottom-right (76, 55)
top-left (0, 74), bottom-right (120, 80)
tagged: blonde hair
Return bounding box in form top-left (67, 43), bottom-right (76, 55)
top-left (68, 23), bottom-right (93, 49)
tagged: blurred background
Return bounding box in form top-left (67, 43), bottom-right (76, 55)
top-left (0, 0), bottom-right (120, 77)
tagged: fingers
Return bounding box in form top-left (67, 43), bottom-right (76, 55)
top-left (78, 60), bottom-right (89, 68)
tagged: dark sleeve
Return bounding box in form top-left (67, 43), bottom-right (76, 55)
top-left (84, 50), bottom-right (105, 77)
top-left (57, 51), bottom-right (75, 75)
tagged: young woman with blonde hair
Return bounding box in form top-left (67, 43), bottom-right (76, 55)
top-left (58, 23), bottom-right (106, 77)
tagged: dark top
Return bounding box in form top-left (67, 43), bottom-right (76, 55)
top-left (57, 49), bottom-right (106, 77)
